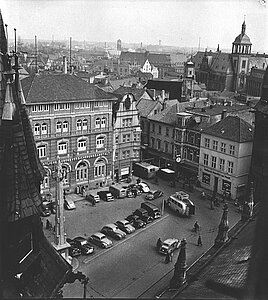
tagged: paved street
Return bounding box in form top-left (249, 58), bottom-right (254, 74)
top-left (43, 177), bottom-right (241, 298)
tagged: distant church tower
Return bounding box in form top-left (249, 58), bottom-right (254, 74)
top-left (184, 59), bottom-right (195, 100)
top-left (231, 20), bottom-right (252, 92)
top-left (117, 39), bottom-right (122, 51)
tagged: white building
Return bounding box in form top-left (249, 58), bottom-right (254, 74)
top-left (199, 116), bottom-right (253, 200)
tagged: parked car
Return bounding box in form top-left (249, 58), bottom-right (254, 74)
top-left (101, 224), bottom-right (126, 240)
top-left (40, 206), bottom-right (51, 217)
top-left (73, 236), bottom-right (94, 255)
top-left (88, 232), bottom-right (113, 248)
top-left (97, 190), bottom-right (114, 201)
top-left (159, 238), bottom-right (181, 255)
top-left (128, 184), bottom-right (143, 195)
top-left (64, 198), bottom-right (76, 210)
top-left (85, 192), bottom-right (100, 204)
top-left (115, 220), bottom-right (136, 234)
top-left (145, 190), bottom-right (163, 200)
top-left (138, 182), bottom-right (150, 193)
top-left (125, 214), bottom-right (146, 229)
top-left (126, 189), bottom-right (134, 198)
top-left (66, 238), bottom-right (82, 257)
top-left (133, 208), bottom-right (153, 223)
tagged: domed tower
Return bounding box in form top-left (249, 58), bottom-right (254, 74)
top-left (184, 59), bottom-right (195, 100)
top-left (231, 20), bottom-right (252, 92)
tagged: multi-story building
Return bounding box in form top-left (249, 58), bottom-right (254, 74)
top-left (246, 67), bottom-right (266, 97)
top-left (22, 73), bottom-right (117, 195)
top-left (199, 116), bottom-right (253, 199)
top-left (111, 92), bottom-right (141, 181)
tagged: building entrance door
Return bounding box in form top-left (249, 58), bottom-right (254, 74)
top-left (213, 176), bottom-right (219, 197)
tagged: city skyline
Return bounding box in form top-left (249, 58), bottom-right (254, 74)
top-left (1, 0), bottom-right (267, 52)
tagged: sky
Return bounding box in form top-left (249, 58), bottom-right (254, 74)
top-left (1, 0), bottom-right (267, 52)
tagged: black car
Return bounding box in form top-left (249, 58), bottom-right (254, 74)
top-left (133, 208), bottom-right (154, 223)
top-left (125, 214), bottom-right (146, 229)
top-left (73, 237), bottom-right (94, 255)
top-left (66, 239), bottom-right (82, 257)
top-left (128, 184), bottom-right (143, 195)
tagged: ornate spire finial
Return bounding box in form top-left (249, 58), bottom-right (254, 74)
top-left (0, 10), bottom-right (7, 53)
top-left (215, 203), bottom-right (229, 246)
top-left (2, 79), bottom-right (15, 120)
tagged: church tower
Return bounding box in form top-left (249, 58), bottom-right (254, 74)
top-left (184, 59), bottom-right (195, 100)
top-left (231, 20), bottom-right (252, 92)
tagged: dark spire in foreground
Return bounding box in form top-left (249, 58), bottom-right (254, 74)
top-left (0, 10), bottom-right (7, 53)
top-left (170, 238), bottom-right (187, 288)
top-left (214, 203), bottom-right (229, 246)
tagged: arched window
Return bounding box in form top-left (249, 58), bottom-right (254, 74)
top-left (101, 117), bottom-right (106, 128)
top-left (34, 123), bottom-right (40, 135)
top-left (96, 136), bottom-right (105, 149)
top-left (76, 161), bottom-right (88, 181)
top-left (82, 119), bottom-right (88, 130)
top-left (94, 158), bottom-right (106, 177)
top-left (56, 121), bottom-right (62, 133)
top-left (95, 117), bottom-right (101, 129)
top-left (62, 121), bottom-right (68, 132)
top-left (41, 123), bottom-right (48, 134)
top-left (77, 138), bottom-right (87, 152)
top-left (76, 119), bottom-right (82, 130)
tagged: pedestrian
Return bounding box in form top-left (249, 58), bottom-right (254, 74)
top-left (202, 191), bottom-right (205, 200)
top-left (165, 251), bottom-right (171, 263)
top-left (193, 221), bottom-right (200, 233)
top-left (210, 198), bottom-right (214, 210)
top-left (197, 235), bottom-right (202, 246)
top-left (156, 238), bottom-right (162, 251)
top-left (46, 219), bottom-right (50, 230)
top-left (92, 197), bottom-right (96, 207)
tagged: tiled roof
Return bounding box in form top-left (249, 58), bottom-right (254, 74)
top-left (148, 104), bottom-right (178, 125)
top-left (202, 116), bottom-right (253, 142)
top-left (120, 51), bottom-right (171, 67)
top-left (145, 80), bottom-right (182, 101)
top-left (136, 98), bottom-right (159, 118)
top-left (21, 74), bottom-right (116, 104)
top-left (110, 76), bottom-right (140, 91)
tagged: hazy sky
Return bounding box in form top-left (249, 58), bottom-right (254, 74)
top-left (1, 0), bottom-right (267, 51)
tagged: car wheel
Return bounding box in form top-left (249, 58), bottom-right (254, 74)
top-left (101, 244), bottom-right (106, 248)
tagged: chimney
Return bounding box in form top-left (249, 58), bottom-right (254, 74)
top-left (63, 56), bottom-right (67, 74)
top-left (221, 109), bottom-right (227, 120)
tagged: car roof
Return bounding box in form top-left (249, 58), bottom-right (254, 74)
top-left (74, 236), bottom-right (86, 240)
top-left (117, 219), bottom-right (128, 224)
top-left (92, 232), bottom-right (105, 238)
top-left (163, 238), bottom-right (178, 244)
top-left (104, 224), bottom-right (117, 228)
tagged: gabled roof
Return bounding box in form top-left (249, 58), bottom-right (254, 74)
top-left (202, 116), bottom-right (253, 143)
top-left (112, 86), bottom-right (145, 101)
top-left (136, 98), bottom-right (160, 118)
top-left (148, 104), bottom-right (178, 125)
top-left (145, 80), bottom-right (182, 101)
top-left (21, 74), bottom-right (116, 104)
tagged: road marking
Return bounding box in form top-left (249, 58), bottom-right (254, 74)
top-left (83, 214), bottom-right (169, 264)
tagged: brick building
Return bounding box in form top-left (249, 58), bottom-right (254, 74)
top-left (21, 73), bottom-right (117, 196)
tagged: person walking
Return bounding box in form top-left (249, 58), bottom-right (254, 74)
top-left (165, 251), bottom-right (171, 263)
top-left (92, 197), bottom-right (96, 207)
top-left (156, 238), bottom-right (162, 251)
top-left (197, 235), bottom-right (203, 246)
top-left (193, 221), bottom-right (200, 233)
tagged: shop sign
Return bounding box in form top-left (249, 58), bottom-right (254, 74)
top-left (121, 167), bottom-right (129, 176)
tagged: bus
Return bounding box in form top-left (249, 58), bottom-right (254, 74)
top-left (166, 191), bottom-right (195, 216)
top-left (133, 162), bottom-right (159, 179)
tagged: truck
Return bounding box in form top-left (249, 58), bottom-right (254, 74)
top-left (133, 162), bottom-right (159, 179)
top-left (109, 184), bottom-right (127, 199)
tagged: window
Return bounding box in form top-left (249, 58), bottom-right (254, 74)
top-left (212, 140), bottom-right (218, 151)
top-left (76, 119), bottom-right (82, 130)
top-left (211, 156), bottom-right (217, 168)
top-left (204, 138), bottom-right (210, 148)
top-left (133, 133), bottom-right (140, 141)
top-left (96, 136), bottom-right (105, 149)
top-left (157, 139), bottom-right (161, 150)
top-left (101, 117), bottom-right (106, 128)
top-left (95, 118), bottom-right (101, 129)
top-left (58, 141), bottom-right (67, 155)
top-left (32, 105), bottom-right (38, 112)
top-left (152, 124), bottom-right (155, 132)
top-left (164, 142), bottom-right (169, 152)
top-left (82, 119), bottom-right (88, 130)
top-left (43, 104), bottom-right (49, 111)
top-left (122, 134), bottom-right (130, 142)
top-left (76, 162), bottom-right (88, 181)
top-left (115, 152), bottom-right (118, 161)
top-left (41, 173), bottom-right (49, 189)
top-left (94, 159), bottom-right (106, 177)
top-left (62, 121), bottom-right (68, 132)
top-left (203, 153), bottom-right (209, 166)
top-left (115, 135), bottom-right (119, 144)
top-left (122, 118), bottom-right (132, 127)
top-left (229, 145), bottom-right (235, 155)
top-left (220, 142), bottom-right (226, 153)
top-left (56, 121), bottom-right (62, 133)
top-left (227, 161), bottom-right (234, 174)
top-left (62, 165), bottom-right (69, 185)
top-left (37, 144), bottom-right (46, 158)
top-left (158, 125), bottom-right (162, 134)
top-left (41, 123), bottom-right (47, 135)
top-left (151, 137), bottom-right (155, 148)
top-left (242, 60), bottom-right (246, 68)
top-left (202, 172), bottom-right (210, 185)
top-left (219, 158), bottom-right (225, 171)
top-left (166, 127), bottom-right (169, 137)
top-left (34, 123), bottom-right (40, 135)
top-left (77, 139), bottom-right (87, 151)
